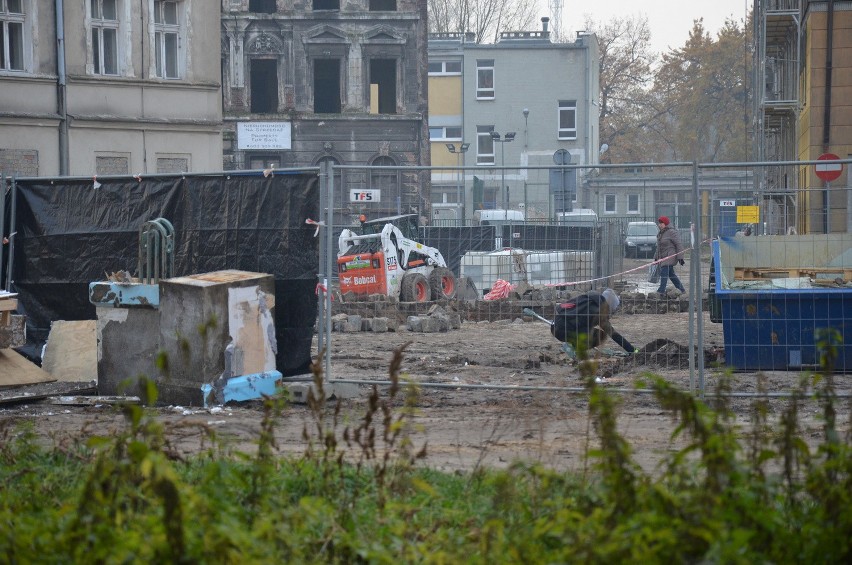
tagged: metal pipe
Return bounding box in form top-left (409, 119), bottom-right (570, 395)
top-left (56, 0), bottom-right (69, 175)
top-left (325, 161), bottom-right (335, 380)
top-left (5, 178), bottom-right (17, 290)
top-left (326, 378), bottom-right (852, 398)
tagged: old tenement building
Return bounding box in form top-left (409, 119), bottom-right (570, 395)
top-left (222, 0), bottom-right (430, 222)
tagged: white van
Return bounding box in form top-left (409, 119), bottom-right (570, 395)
top-left (473, 209), bottom-right (525, 226)
top-left (556, 208), bottom-right (598, 227)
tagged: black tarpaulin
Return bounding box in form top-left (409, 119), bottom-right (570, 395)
top-left (9, 172), bottom-right (319, 376)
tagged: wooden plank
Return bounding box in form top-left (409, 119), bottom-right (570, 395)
top-left (734, 267), bottom-right (852, 281)
top-left (49, 395), bottom-right (140, 406)
top-left (0, 349), bottom-right (56, 388)
top-left (0, 298), bottom-right (17, 311)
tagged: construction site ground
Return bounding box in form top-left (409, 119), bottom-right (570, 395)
top-left (1, 256), bottom-right (849, 474)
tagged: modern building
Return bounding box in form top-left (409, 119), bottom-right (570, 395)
top-left (753, 0), bottom-right (852, 234)
top-left (221, 0), bottom-right (431, 224)
top-left (427, 19), bottom-right (600, 223)
top-left (0, 0), bottom-right (223, 177)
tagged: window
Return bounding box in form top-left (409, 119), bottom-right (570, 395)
top-left (90, 0), bottom-right (119, 75)
top-left (428, 60), bottom-right (461, 75)
top-left (249, 0), bottom-right (276, 13)
top-left (0, 0), bottom-right (25, 71)
top-left (628, 194), bottom-right (639, 214)
top-left (153, 1), bottom-right (182, 79)
top-left (313, 0), bottom-right (339, 10)
top-left (248, 155), bottom-right (281, 170)
top-left (558, 100), bottom-right (576, 140)
top-left (476, 60), bottom-right (494, 99)
top-left (369, 58), bottom-right (396, 114)
top-left (476, 125), bottom-right (495, 165)
top-left (369, 0), bottom-right (395, 10)
top-left (604, 194), bottom-right (616, 214)
top-left (314, 59), bottom-right (341, 113)
top-left (251, 59), bottom-right (278, 113)
top-left (428, 126), bottom-right (462, 141)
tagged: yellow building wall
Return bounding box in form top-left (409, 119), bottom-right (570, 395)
top-left (427, 75), bottom-right (463, 168)
top-left (798, 8), bottom-right (852, 233)
top-left (428, 77), bottom-right (462, 116)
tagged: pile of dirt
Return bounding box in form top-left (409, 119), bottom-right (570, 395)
top-left (612, 338), bottom-right (722, 373)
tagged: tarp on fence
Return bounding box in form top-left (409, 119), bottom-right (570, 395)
top-left (7, 172), bottom-right (319, 376)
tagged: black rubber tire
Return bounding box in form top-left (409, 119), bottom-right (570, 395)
top-left (400, 272), bottom-right (430, 302)
top-left (429, 267), bottom-right (457, 300)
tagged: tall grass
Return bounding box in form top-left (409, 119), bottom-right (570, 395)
top-left (0, 342), bottom-right (850, 563)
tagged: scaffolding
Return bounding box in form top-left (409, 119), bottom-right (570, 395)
top-left (753, 0), bottom-right (801, 233)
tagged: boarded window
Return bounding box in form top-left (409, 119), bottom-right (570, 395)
top-left (96, 155), bottom-right (129, 175)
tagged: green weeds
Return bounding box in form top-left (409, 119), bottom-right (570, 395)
top-left (0, 342), bottom-right (850, 562)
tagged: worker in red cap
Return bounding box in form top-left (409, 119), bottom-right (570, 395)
top-left (654, 216), bottom-right (686, 297)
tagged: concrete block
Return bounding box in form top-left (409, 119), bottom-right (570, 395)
top-left (96, 306), bottom-right (160, 397)
top-left (421, 317), bottom-right (443, 333)
top-left (158, 270), bottom-right (276, 406)
top-left (0, 314), bottom-right (26, 349)
top-left (370, 317), bottom-right (389, 332)
top-left (407, 316), bottom-right (423, 332)
top-left (344, 314), bottom-right (362, 332)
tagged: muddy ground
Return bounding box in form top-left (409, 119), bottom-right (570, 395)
top-left (1, 257), bottom-right (850, 473)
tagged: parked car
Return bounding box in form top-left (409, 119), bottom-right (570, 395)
top-left (624, 221), bottom-right (658, 258)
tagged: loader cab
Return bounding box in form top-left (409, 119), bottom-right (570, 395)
top-left (359, 213), bottom-right (421, 240)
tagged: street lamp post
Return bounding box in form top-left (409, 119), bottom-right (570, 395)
top-left (445, 142), bottom-right (470, 225)
top-left (491, 131), bottom-right (515, 217)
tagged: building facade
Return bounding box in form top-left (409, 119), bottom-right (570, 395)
top-left (796, 0), bottom-right (852, 233)
top-left (0, 0), bottom-right (223, 177)
top-left (427, 19), bottom-right (600, 223)
top-left (221, 0), bottom-right (430, 223)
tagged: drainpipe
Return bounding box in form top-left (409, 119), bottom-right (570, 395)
top-left (56, 0), bottom-right (69, 175)
top-left (822, 0), bottom-right (834, 233)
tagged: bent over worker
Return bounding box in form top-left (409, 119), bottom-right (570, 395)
top-left (550, 288), bottom-right (635, 357)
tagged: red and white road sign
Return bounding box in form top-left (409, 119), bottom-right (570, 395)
top-left (815, 153), bottom-right (843, 182)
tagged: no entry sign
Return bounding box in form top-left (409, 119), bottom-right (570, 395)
top-left (815, 153), bottom-right (843, 182)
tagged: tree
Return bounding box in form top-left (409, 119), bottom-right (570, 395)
top-left (649, 18), bottom-right (752, 163)
top-left (427, 0), bottom-right (538, 43)
top-left (584, 15), bottom-right (659, 164)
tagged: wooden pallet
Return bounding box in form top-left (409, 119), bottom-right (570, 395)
top-left (734, 267), bottom-right (852, 282)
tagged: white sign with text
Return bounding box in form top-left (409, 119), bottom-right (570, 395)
top-left (237, 122), bottom-right (292, 150)
top-left (350, 189), bottom-right (381, 203)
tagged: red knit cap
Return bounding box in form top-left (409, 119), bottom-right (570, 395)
top-left (657, 216), bottom-right (670, 226)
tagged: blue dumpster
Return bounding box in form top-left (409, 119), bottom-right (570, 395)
top-left (713, 236), bottom-right (852, 372)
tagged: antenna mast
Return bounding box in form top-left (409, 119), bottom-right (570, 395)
top-left (549, 0), bottom-right (563, 42)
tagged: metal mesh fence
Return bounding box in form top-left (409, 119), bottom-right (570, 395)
top-left (318, 158), bottom-right (852, 394)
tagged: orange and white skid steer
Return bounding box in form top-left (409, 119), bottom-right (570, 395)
top-left (337, 214), bottom-right (457, 302)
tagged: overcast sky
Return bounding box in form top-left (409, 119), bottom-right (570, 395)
top-left (551, 0), bottom-right (751, 54)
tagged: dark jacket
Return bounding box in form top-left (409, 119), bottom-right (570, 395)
top-left (551, 292), bottom-right (613, 342)
top-left (655, 225), bottom-right (684, 266)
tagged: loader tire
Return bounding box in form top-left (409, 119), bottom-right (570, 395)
top-left (400, 272), bottom-right (430, 302)
top-left (429, 267), bottom-right (457, 300)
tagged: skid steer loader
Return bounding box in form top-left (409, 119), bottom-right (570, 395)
top-left (337, 214), bottom-right (456, 302)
